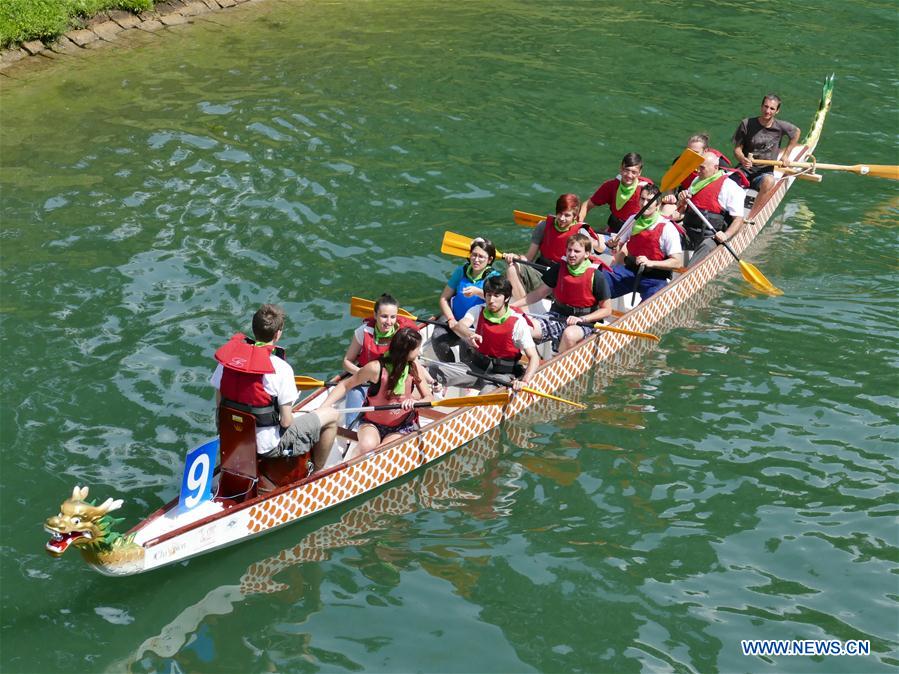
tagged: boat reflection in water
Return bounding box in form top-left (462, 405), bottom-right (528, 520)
top-left (109, 423), bottom-right (541, 672)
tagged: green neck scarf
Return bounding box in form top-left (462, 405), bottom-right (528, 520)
top-left (615, 178), bottom-right (639, 210)
top-left (631, 211), bottom-right (661, 236)
top-left (482, 305), bottom-right (512, 324)
top-left (374, 323), bottom-right (397, 342)
top-left (552, 215), bottom-right (574, 233)
top-left (384, 359), bottom-right (410, 395)
top-left (464, 263), bottom-right (491, 283)
top-left (690, 170), bottom-right (724, 196)
top-left (567, 258), bottom-right (591, 277)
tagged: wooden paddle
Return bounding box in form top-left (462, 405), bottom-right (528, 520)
top-left (514, 149), bottom-right (704, 234)
top-left (421, 358), bottom-right (586, 409)
top-left (685, 199), bottom-right (782, 296)
top-left (441, 231), bottom-right (549, 272)
top-left (750, 158), bottom-right (898, 181)
top-left (528, 312), bottom-right (660, 342)
top-left (340, 390), bottom-right (511, 413)
top-left (349, 296), bottom-right (443, 327)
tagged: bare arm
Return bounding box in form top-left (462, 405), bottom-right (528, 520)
top-left (520, 344), bottom-right (540, 385)
top-left (438, 285), bottom-right (456, 324)
top-left (322, 362), bottom-right (379, 408)
top-left (779, 127), bottom-right (802, 164)
top-left (577, 197), bottom-right (597, 223)
top-left (717, 216), bottom-right (745, 243)
top-left (511, 283), bottom-right (552, 308)
top-left (578, 298), bottom-right (612, 325)
top-left (412, 361), bottom-right (433, 403)
top-left (341, 335), bottom-right (363, 374)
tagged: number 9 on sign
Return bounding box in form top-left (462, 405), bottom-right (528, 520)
top-left (178, 439), bottom-right (218, 512)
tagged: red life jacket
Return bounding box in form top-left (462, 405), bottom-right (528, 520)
top-left (474, 309), bottom-right (523, 360)
top-left (362, 361), bottom-right (416, 427)
top-left (539, 216), bottom-right (581, 263)
top-left (689, 173), bottom-right (727, 213)
top-left (357, 316), bottom-right (420, 366)
top-left (683, 173), bottom-right (733, 247)
top-left (626, 220), bottom-right (669, 262)
top-left (214, 333), bottom-right (281, 427)
top-left (552, 265), bottom-right (598, 315)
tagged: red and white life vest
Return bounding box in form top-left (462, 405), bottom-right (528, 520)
top-left (214, 333), bottom-right (281, 427)
top-left (474, 309), bottom-right (524, 360)
top-left (357, 316), bottom-right (420, 367)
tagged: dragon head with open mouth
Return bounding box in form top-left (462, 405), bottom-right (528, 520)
top-left (45, 486), bottom-right (125, 557)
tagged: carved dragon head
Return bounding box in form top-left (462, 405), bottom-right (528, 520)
top-left (45, 486), bottom-right (124, 557)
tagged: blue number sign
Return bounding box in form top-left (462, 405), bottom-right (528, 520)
top-left (178, 438), bottom-right (219, 513)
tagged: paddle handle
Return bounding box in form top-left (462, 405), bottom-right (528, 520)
top-left (340, 401), bottom-right (435, 413)
top-left (685, 199), bottom-right (739, 263)
top-left (512, 259), bottom-right (549, 272)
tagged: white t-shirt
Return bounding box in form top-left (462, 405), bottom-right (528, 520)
top-left (353, 324), bottom-right (374, 346)
top-left (715, 176), bottom-right (746, 217)
top-left (211, 354), bottom-right (298, 454)
top-left (463, 306), bottom-right (536, 352)
top-left (618, 218), bottom-right (683, 258)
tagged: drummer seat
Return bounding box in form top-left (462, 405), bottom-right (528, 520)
top-left (216, 405), bottom-right (259, 503)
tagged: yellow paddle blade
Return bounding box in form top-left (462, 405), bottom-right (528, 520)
top-left (520, 386), bottom-right (587, 409)
top-left (739, 261), bottom-right (783, 296)
top-left (437, 391), bottom-right (511, 408)
top-left (513, 210), bottom-right (543, 228)
top-left (845, 164), bottom-right (899, 180)
top-left (593, 323), bottom-right (661, 342)
top-left (349, 296), bottom-right (416, 320)
top-left (661, 148), bottom-right (705, 192)
top-left (441, 231), bottom-right (506, 259)
top-left (294, 375), bottom-right (325, 389)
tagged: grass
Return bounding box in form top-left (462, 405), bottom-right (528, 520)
top-left (0, 0), bottom-right (155, 48)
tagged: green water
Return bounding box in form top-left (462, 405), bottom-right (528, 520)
top-left (1, 1), bottom-right (897, 672)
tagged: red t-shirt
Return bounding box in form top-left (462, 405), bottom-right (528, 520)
top-left (589, 177), bottom-right (652, 222)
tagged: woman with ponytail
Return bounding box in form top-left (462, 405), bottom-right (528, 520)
top-left (324, 327), bottom-right (431, 459)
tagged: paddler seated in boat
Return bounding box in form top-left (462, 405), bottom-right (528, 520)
top-left (503, 193), bottom-right (601, 300)
top-left (676, 151), bottom-right (746, 267)
top-left (732, 93), bottom-right (801, 206)
top-left (341, 293), bottom-right (421, 427)
top-left (578, 152), bottom-right (655, 236)
top-left (668, 134), bottom-right (745, 214)
top-left (511, 233), bottom-right (612, 353)
top-left (212, 303), bottom-right (339, 471)
top-left (322, 327), bottom-right (432, 460)
top-left (603, 184), bottom-right (684, 301)
top-left (428, 275), bottom-right (540, 391)
top-left (432, 237), bottom-right (501, 363)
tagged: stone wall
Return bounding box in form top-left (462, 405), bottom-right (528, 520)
top-left (0, 0), bottom-right (267, 77)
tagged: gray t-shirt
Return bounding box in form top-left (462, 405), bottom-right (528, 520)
top-left (732, 117), bottom-right (798, 160)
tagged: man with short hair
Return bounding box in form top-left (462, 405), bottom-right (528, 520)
top-left (578, 152), bottom-right (654, 234)
top-left (732, 94), bottom-right (801, 206)
top-left (211, 304), bottom-right (338, 470)
top-left (677, 152), bottom-right (747, 266)
top-left (605, 184), bottom-right (684, 301)
top-left (429, 276), bottom-right (540, 391)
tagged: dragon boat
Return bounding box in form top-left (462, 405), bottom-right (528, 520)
top-left (44, 76), bottom-right (834, 577)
